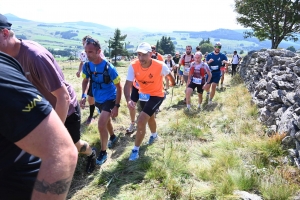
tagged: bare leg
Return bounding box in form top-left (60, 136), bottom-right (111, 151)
top-left (148, 114), bottom-right (156, 133)
top-left (186, 87), bottom-right (193, 106)
top-left (75, 140), bottom-right (92, 155)
top-left (210, 83), bottom-right (218, 100)
top-left (134, 112), bottom-right (150, 147)
top-left (98, 111), bottom-right (111, 151)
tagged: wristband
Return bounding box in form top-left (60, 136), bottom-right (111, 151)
top-left (82, 94), bottom-right (87, 99)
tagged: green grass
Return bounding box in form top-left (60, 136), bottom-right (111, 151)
top-left (58, 64), bottom-right (299, 199)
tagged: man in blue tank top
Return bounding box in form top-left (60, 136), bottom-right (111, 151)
top-left (205, 42), bottom-right (228, 105)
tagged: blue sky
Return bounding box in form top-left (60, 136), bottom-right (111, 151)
top-left (0, 0), bottom-right (244, 32)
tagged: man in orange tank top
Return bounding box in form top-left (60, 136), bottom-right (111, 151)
top-left (124, 42), bottom-right (175, 161)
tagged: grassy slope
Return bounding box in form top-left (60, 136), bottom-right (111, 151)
top-left (61, 61), bottom-right (300, 200)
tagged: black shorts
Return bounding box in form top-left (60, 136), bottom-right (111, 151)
top-left (0, 155), bottom-right (41, 200)
top-left (139, 96), bottom-right (164, 117)
top-left (65, 103), bottom-right (81, 144)
top-left (188, 82), bottom-right (205, 94)
top-left (131, 85), bottom-right (139, 103)
top-left (95, 99), bottom-right (115, 113)
top-left (88, 80), bottom-right (93, 97)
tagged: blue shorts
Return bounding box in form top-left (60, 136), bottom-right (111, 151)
top-left (206, 71), bottom-right (221, 84)
top-left (179, 70), bottom-right (183, 75)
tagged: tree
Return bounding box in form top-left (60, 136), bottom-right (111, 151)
top-left (234, 0), bottom-right (300, 49)
top-left (240, 50), bottom-right (244, 54)
top-left (109, 28), bottom-right (127, 64)
top-left (157, 36), bottom-right (175, 55)
top-left (287, 46), bottom-right (296, 52)
top-left (199, 38), bottom-right (211, 46)
top-left (200, 43), bottom-right (214, 54)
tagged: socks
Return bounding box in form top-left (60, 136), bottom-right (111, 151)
top-left (100, 150), bottom-right (106, 155)
top-left (89, 104), bottom-right (95, 118)
top-left (187, 104), bottom-right (191, 109)
top-left (198, 104), bottom-right (201, 108)
top-left (151, 132), bottom-right (157, 138)
top-left (133, 146), bottom-right (140, 151)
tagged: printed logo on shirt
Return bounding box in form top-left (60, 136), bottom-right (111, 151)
top-left (139, 80), bottom-right (154, 85)
top-left (149, 73), bottom-right (153, 79)
top-left (22, 95), bottom-right (43, 112)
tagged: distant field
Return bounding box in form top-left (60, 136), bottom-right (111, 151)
top-left (9, 20), bottom-right (300, 57)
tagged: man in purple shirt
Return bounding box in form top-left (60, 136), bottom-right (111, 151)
top-left (0, 14), bottom-right (96, 173)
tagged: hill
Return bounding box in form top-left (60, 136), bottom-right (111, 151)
top-left (4, 14), bottom-right (300, 56)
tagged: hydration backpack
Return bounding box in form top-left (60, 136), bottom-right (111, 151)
top-left (85, 61), bottom-right (111, 89)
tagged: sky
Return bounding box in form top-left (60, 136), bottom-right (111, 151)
top-left (0, 0), bottom-right (244, 32)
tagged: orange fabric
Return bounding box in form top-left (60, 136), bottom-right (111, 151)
top-left (157, 53), bottom-right (164, 61)
top-left (133, 79), bottom-right (139, 89)
top-left (131, 59), bottom-right (164, 97)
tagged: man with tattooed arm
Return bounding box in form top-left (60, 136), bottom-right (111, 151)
top-left (0, 51), bottom-right (78, 199)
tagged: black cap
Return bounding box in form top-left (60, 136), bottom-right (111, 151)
top-left (0, 14), bottom-right (12, 30)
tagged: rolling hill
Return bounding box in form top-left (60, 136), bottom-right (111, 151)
top-left (4, 13), bottom-right (300, 57)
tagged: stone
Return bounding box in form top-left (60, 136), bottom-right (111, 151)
top-left (257, 90), bottom-right (268, 99)
top-left (233, 190), bottom-right (263, 200)
top-left (277, 107), bottom-right (295, 134)
top-left (295, 131), bottom-right (300, 141)
top-left (293, 66), bottom-right (300, 75)
top-left (282, 136), bottom-right (295, 149)
top-left (259, 107), bottom-right (271, 122)
top-left (295, 59), bottom-right (300, 66)
top-left (266, 82), bottom-right (277, 93)
top-left (267, 125), bottom-right (277, 136)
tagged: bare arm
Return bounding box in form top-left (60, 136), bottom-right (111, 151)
top-left (111, 82), bottom-right (122, 118)
top-left (15, 110), bottom-right (78, 200)
top-left (76, 61), bottom-right (84, 78)
top-left (80, 78), bottom-right (89, 109)
top-left (124, 80), bottom-right (133, 102)
top-left (51, 85), bottom-right (70, 123)
top-left (166, 73), bottom-right (176, 86)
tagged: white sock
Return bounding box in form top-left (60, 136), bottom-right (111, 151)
top-left (209, 98), bottom-right (213, 101)
top-left (198, 104), bottom-right (201, 108)
top-left (206, 92), bottom-right (210, 95)
top-left (133, 146), bottom-right (140, 151)
top-left (187, 104), bottom-right (191, 109)
top-left (151, 132), bottom-right (157, 138)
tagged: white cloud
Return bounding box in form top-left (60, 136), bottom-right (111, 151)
top-left (0, 0), bottom-right (244, 31)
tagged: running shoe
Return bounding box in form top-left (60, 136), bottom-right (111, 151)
top-left (129, 150), bottom-right (139, 161)
top-left (108, 135), bottom-right (118, 149)
top-left (96, 151), bottom-right (107, 166)
top-left (126, 123), bottom-right (136, 133)
top-left (86, 116), bottom-right (94, 125)
top-left (147, 135), bottom-right (158, 145)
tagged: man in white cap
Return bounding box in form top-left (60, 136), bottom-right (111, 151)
top-left (124, 42), bottom-right (175, 161)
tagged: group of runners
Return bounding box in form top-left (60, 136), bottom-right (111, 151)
top-left (0, 12), bottom-right (242, 199)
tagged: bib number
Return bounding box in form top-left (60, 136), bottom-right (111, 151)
top-left (211, 65), bottom-right (219, 70)
top-left (192, 77), bottom-right (202, 84)
top-left (184, 68), bottom-right (190, 73)
top-left (139, 92), bottom-right (150, 101)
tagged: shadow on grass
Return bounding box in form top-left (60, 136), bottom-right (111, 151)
top-left (99, 144), bottom-right (151, 199)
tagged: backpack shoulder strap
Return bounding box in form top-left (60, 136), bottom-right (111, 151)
top-left (165, 60), bottom-right (167, 64)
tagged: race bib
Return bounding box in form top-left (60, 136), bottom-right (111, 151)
top-left (192, 77), bottom-right (202, 84)
top-left (184, 68), bottom-right (190, 73)
top-left (139, 92), bottom-right (150, 101)
top-left (211, 65), bottom-right (219, 70)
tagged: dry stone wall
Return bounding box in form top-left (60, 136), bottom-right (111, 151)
top-left (239, 49), bottom-right (300, 167)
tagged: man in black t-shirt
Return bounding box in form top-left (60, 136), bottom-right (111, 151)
top-left (0, 51), bottom-right (78, 199)
top-left (173, 52), bottom-right (181, 85)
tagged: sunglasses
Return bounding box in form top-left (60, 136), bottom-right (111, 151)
top-left (86, 38), bottom-right (100, 48)
top-left (151, 48), bottom-right (156, 50)
top-left (214, 46), bottom-right (222, 49)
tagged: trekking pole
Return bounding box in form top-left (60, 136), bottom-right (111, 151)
top-left (168, 86), bottom-right (174, 109)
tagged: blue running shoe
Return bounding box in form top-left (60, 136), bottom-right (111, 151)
top-left (129, 150), bottom-right (139, 161)
top-left (96, 151), bottom-right (107, 166)
top-left (147, 135), bottom-right (158, 145)
top-left (108, 135), bottom-right (118, 149)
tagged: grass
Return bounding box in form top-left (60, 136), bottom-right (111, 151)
top-left (60, 61), bottom-right (299, 199)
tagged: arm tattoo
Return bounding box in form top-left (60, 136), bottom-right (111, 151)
top-left (34, 177), bottom-right (72, 195)
top-left (79, 142), bottom-right (87, 153)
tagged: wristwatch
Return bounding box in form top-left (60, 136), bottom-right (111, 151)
top-left (114, 104), bottom-right (120, 108)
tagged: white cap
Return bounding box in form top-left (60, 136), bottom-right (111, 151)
top-left (136, 42), bottom-right (152, 54)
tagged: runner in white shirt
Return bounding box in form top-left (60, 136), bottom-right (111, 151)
top-left (164, 54), bottom-right (176, 90)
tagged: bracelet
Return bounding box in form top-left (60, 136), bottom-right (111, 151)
top-left (82, 94), bottom-right (87, 99)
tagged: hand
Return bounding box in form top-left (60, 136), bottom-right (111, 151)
top-left (169, 82), bottom-right (176, 87)
top-left (127, 100), bottom-right (136, 110)
top-left (209, 59), bottom-right (214, 63)
top-left (80, 98), bottom-right (86, 109)
top-left (111, 106), bottom-right (119, 118)
top-left (76, 71), bottom-right (81, 78)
